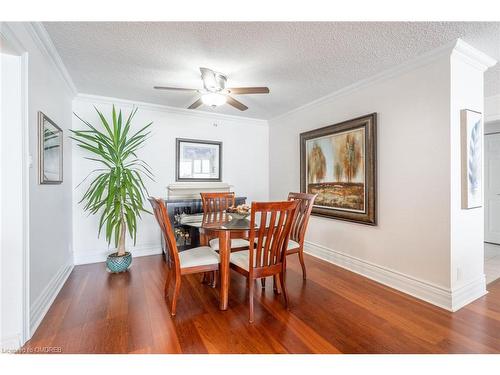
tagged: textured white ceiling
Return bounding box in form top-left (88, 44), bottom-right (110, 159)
top-left (44, 22), bottom-right (500, 119)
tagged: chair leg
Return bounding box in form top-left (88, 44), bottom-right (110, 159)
top-left (170, 276), bottom-right (181, 317)
top-left (279, 271), bottom-right (289, 309)
top-left (201, 272), bottom-right (208, 284)
top-left (273, 275), bottom-right (281, 295)
top-left (210, 271), bottom-right (217, 288)
top-left (298, 249), bottom-right (307, 280)
top-left (261, 278), bottom-right (266, 289)
top-left (164, 268), bottom-right (172, 298)
top-left (248, 277), bottom-right (255, 323)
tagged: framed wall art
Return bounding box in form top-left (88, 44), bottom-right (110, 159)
top-left (461, 109), bottom-right (483, 209)
top-left (38, 111), bottom-right (63, 184)
top-left (176, 138), bottom-right (222, 182)
top-left (300, 113), bottom-right (377, 225)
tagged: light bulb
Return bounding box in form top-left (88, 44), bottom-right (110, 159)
top-left (201, 92), bottom-right (227, 107)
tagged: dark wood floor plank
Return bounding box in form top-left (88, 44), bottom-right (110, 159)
top-left (23, 253), bottom-right (500, 354)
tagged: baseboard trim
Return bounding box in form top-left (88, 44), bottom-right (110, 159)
top-left (304, 241), bottom-right (486, 312)
top-left (30, 261), bottom-right (74, 337)
top-left (74, 245), bottom-right (162, 265)
top-left (451, 275), bottom-right (487, 311)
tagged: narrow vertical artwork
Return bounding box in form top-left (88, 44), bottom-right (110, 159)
top-left (461, 109), bottom-right (483, 209)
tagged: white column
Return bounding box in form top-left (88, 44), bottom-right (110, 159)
top-left (449, 40), bottom-right (497, 310)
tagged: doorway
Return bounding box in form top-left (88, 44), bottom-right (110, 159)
top-left (0, 30), bottom-right (29, 351)
top-left (485, 124), bottom-right (500, 285)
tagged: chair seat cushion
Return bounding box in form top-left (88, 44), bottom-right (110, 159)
top-left (253, 238), bottom-right (300, 250)
top-left (209, 238), bottom-right (250, 251)
top-left (230, 249), bottom-right (278, 271)
top-left (179, 246), bottom-right (219, 268)
top-left (230, 250), bottom-right (252, 271)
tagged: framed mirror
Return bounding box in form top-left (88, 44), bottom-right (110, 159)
top-left (38, 111), bottom-right (63, 184)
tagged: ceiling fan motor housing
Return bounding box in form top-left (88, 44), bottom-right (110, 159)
top-left (154, 67), bottom-right (269, 111)
top-left (200, 67), bottom-right (227, 92)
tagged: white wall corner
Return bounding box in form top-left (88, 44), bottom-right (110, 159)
top-left (29, 259), bottom-right (74, 337)
top-left (450, 275), bottom-right (487, 311)
top-left (485, 94), bottom-right (500, 123)
top-left (24, 22), bottom-right (77, 97)
top-left (451, 38), bottom-right (497, 72)
top-left (304, 241), bottom-right (456, 311)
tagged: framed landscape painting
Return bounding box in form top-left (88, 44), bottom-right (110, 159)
top-left (300, 113), bottom-right (377, 225)
top-left (176, 138), bottom-right (222, 182)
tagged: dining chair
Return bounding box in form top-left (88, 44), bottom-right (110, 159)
top-left (229, 200), bottom-right (299, 323)
top-left (286, 192), bottom-right (317, 280)
top-left (200, 192), bottom-right (249, 251)
top-left (259, 192), bottom-right (317, 289)
top-left (148, 197), bottom-right (220, 317)
top-left (200, 192), bottom-right (236, 213)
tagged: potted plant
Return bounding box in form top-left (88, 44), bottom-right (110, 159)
top-left (71, 106), bottom-right (153, 273)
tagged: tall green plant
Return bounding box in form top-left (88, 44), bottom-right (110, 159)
top-left (71, 106), bottom-right (153, 256)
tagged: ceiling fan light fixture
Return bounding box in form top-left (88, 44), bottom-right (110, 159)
top-left (201, 92), bottom-right (227, 107)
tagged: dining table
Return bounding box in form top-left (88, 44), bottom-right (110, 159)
top-left (180, 211), bottom-right (255, 310)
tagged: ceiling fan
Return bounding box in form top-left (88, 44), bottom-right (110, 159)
top-left (154, 67), bottom-right (270, 111)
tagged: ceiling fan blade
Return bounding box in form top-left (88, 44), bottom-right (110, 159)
top-left (154, 86), bottom-right (199, 91)
top-left (187, 98), bottom-right (203, 109)
top-left (227, 87), bottom-right (270, 95)
top-left (226, 96), bottom-right (248, 111)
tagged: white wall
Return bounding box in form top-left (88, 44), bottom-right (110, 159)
top-left (1, 23), bottom-right (75, 339)
top-left (268, 40), bottom-right (494, 311)
top-left (72, 95), bottom-right (269, 264)
top-left (270, 53), bottom-right (452, 288)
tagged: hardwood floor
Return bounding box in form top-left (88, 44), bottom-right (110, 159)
top-left (23, 253), bottom-right (500, 353)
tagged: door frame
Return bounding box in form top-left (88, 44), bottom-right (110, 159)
top-left (0, 23), bottom-right (31, 345)
top-left (485, 121), bottom-right (500, 245)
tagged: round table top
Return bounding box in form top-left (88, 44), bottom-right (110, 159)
top-left (179, 212), bottom-right (256, 231)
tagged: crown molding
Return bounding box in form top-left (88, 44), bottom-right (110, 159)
top-left (269, 40), bottom-right (457, 122)
top-left (270, 38), bottom-right (497, 123)
top-left (451, 39), bottom-right (497, 72)
top-left (0, 22), bottom-right (26, 55)
top-left (24, 22), bottom-right (77, 97)
top-left (74, 93), bottom-right (269, 126)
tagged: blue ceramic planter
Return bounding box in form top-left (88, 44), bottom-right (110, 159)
top-left (106, 252), bottom-right (132, 273)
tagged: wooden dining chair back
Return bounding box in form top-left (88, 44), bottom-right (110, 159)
top-left (148, 197), bottom-right (219, 316)
top-left (149, 197), bottom-right (180, 272)
top-left (286, 192), bottom-right (317, 279)
top-left (230, 200), bottom-right (299, 322)
top-left (200, 192), bottom-right (248, 255)
top-left (250, 201), bottom-right (299, 274)
top-left (200, 192), bottom-right (236, 213)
